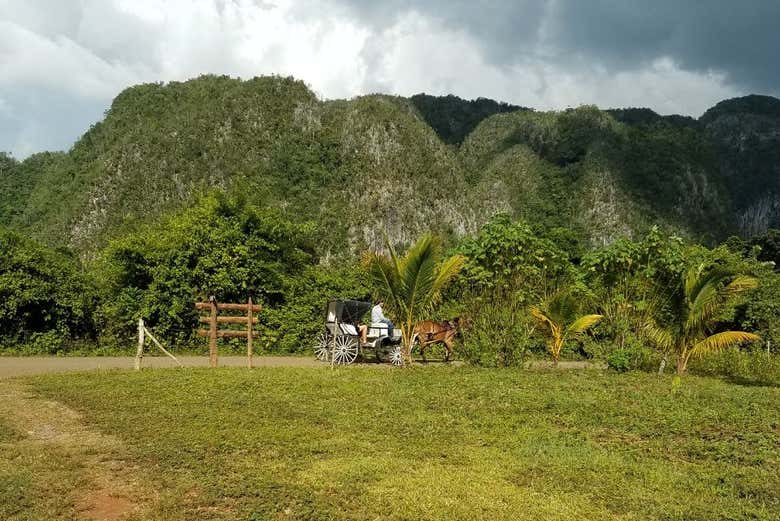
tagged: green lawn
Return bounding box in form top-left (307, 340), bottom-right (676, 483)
top-left (5, 367), bottom-right (779, 520)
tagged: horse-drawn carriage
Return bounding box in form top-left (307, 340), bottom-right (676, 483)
top-left (314, 299), bottom-right (403, 365)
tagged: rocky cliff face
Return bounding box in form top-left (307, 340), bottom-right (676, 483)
top-left (2, 76), bottom-right (778, 257)
top-left (701, 95), bottom-right (780, 236)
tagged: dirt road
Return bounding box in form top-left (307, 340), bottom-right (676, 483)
top-left (0, 356), bottom-right (327, 378)
top-left (0, 356), bottom-right (602, 379)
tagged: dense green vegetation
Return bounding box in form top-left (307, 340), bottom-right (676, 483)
top-left (3, 368), bottom-right (775, 520)
top-left (701, 95), bottom-right (780, 234)
top-left (3, 192), bottom-right (779, 381)
top-left (1, 75), bottom-right (779, 380)
top-left (410, 93), bottom-right (525, 145)
top-left (0, 227), bottom-right (96, 352)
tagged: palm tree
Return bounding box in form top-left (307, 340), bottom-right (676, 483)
top-left (645, 264), bottom-right (760, 375)
top-left (363, 235), bottom-right (465, 365)
top-left (530, 292), bottom-right (602, 366)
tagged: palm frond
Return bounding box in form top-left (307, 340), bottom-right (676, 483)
top-left (723, 275), bottom-right (759, 297)
top-left (690, 331), bottom-right (760, 357)
top-left (686, 282), bottom-right (720, 332)
top-left (399, 235), bottom-right (438, 317)
top-left (686, 272), bottom-right (758, 332)
top-left (544, 292), bottom-right (579, 325)
top-left (566, 314), bottom-right (603, 335)
top-left (427, 254), bottom-right (466, 308)
top-left (530, 306), bottom-right (555, 333)
top-left (683, 264), bottom-right (706, 304)
top-left (643, 323), bottom-right (674, 350)
top-left (363, 250), bottom-right (401, 314)
top-left (685, 264), bottom-right (728, 300)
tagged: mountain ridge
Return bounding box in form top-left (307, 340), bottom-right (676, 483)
top-left (2, 75), bottom-right (779, 258)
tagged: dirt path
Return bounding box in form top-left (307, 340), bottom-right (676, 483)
top-left (0, 380), bottom-right (155, 520)
top-left (0, 355), bottom-right (327, 378)
top-left (0, 356), bottom-right (603, 379)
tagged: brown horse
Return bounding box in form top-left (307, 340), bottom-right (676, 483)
top-left (413, 318), bottom-right (460, 362)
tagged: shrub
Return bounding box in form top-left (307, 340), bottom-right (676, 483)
top-left (458, 293), bottom-right (538, 367)
top-left (0, 227), bottom-right (97, 352)
top-left (95, 193), bottom-right (317, 349)
top-left (606, 349), bottom-right (632, 372)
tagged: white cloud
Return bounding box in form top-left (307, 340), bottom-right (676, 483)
top-left (0, 0), bottom-right (761, 158)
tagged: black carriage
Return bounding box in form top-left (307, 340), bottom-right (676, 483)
top-left (314, 299), bottom-right (402, 365)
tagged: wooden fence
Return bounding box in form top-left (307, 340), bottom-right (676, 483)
top-left (196, 296), bottom-right (261, 368)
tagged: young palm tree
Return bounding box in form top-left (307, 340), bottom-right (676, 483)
top-left (363, 235), bottom-right (465, 365)
top-left (645, 264), bottom-right (760, 375)
top-left (530, 292), bottom-right (602, 366)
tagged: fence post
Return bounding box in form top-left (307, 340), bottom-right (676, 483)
top-left (247, 297), bottom-right (254, 368)
top-left (209, 296), bottom-right (218, 368)
top-left (135, 318), bottom-right (145, 370)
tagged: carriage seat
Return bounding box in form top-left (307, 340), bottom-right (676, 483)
top-left (339, 323), bottom-right (358, 336)
top-left (370, 323), bottom-right (401, 339)
top-left (368, 323), bottom-right (387, 336)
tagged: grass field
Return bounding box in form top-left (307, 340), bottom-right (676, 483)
top-left (1, 367), bottom-right (778, 520)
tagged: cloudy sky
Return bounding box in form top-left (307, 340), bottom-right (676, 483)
top-left (1, 0), bottom-right (779, 158)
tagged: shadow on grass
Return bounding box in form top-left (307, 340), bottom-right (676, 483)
top-left (721, 375), bottom-right (780, 388)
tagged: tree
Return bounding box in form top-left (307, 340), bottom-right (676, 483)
top-left (0, 227), bottom-right (96, 351)
top-left (645, 264), bottom-right (760, 375)
top-left (582, 227), bottom-right (686, 359)
top-left (453, 215), bottom-right (578, 367)
top-left (749, 229), bottom-right (780, 269)
top-left (363, 235), bottom-right (465, 365)
top-left (96, 193), bottom-right (317, 346)
top-left (529, 292), bottom-right (602, 366)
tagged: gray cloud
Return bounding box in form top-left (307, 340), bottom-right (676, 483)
top-left (552, 0), bottom-right (780, 93)
top-left (335, 0), bottom-right (780, 92)
top-left (1, 0), bottom-right (778, 159)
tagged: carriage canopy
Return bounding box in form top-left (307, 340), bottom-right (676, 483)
top-left (325, 299), bottom-right (371, 326)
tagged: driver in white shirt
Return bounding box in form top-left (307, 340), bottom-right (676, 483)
top-left (371, 300), bottom-right (394, 338)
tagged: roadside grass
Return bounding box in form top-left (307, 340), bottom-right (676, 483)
top-left (0, 394), bottom-right (86, 521)
top-left (9, 367), bottom-right (780, 520)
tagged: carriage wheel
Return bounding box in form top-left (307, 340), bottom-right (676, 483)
top-left (331, 336), bottom-right (359, 365)
top-left (388, 345), bottom-right (403, 366)
top-left (314, 331), bottom-right (332, 361)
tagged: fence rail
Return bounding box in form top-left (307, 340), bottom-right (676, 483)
top-left (195, 296), bottom-right (261, 368)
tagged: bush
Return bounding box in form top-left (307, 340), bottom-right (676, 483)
top-left (606, 349), bottom-right (631, 372)
top-left (0, 227), bottom-right (97, 352)
top-left (458, 294), bottom-right (539, 367)
top-left (260, 263), bottom-right (370, 354)
top-left (95, 193), bottom-right (317, 349)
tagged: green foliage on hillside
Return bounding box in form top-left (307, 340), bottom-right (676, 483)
top-left (0, 227), bottom-right (96, 351)
top-left (701, 95), bottom-right (780, 234)
top-left (0, 152), bottom-right (18, 224)
top-left (3, 77), bottom-right (478, 258)
top-left (606, 108), bottom-right (699, 129)
top-left (0, 152), bottom-right (68, 227)
top-left (410, 93), bottom-right (525, 145)
top-left (4, 77), bottom-right (778, 257)
top-left (460, 105), bottom-right (733, 246)
top-left (701, 94), bottom-right (780, 121)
